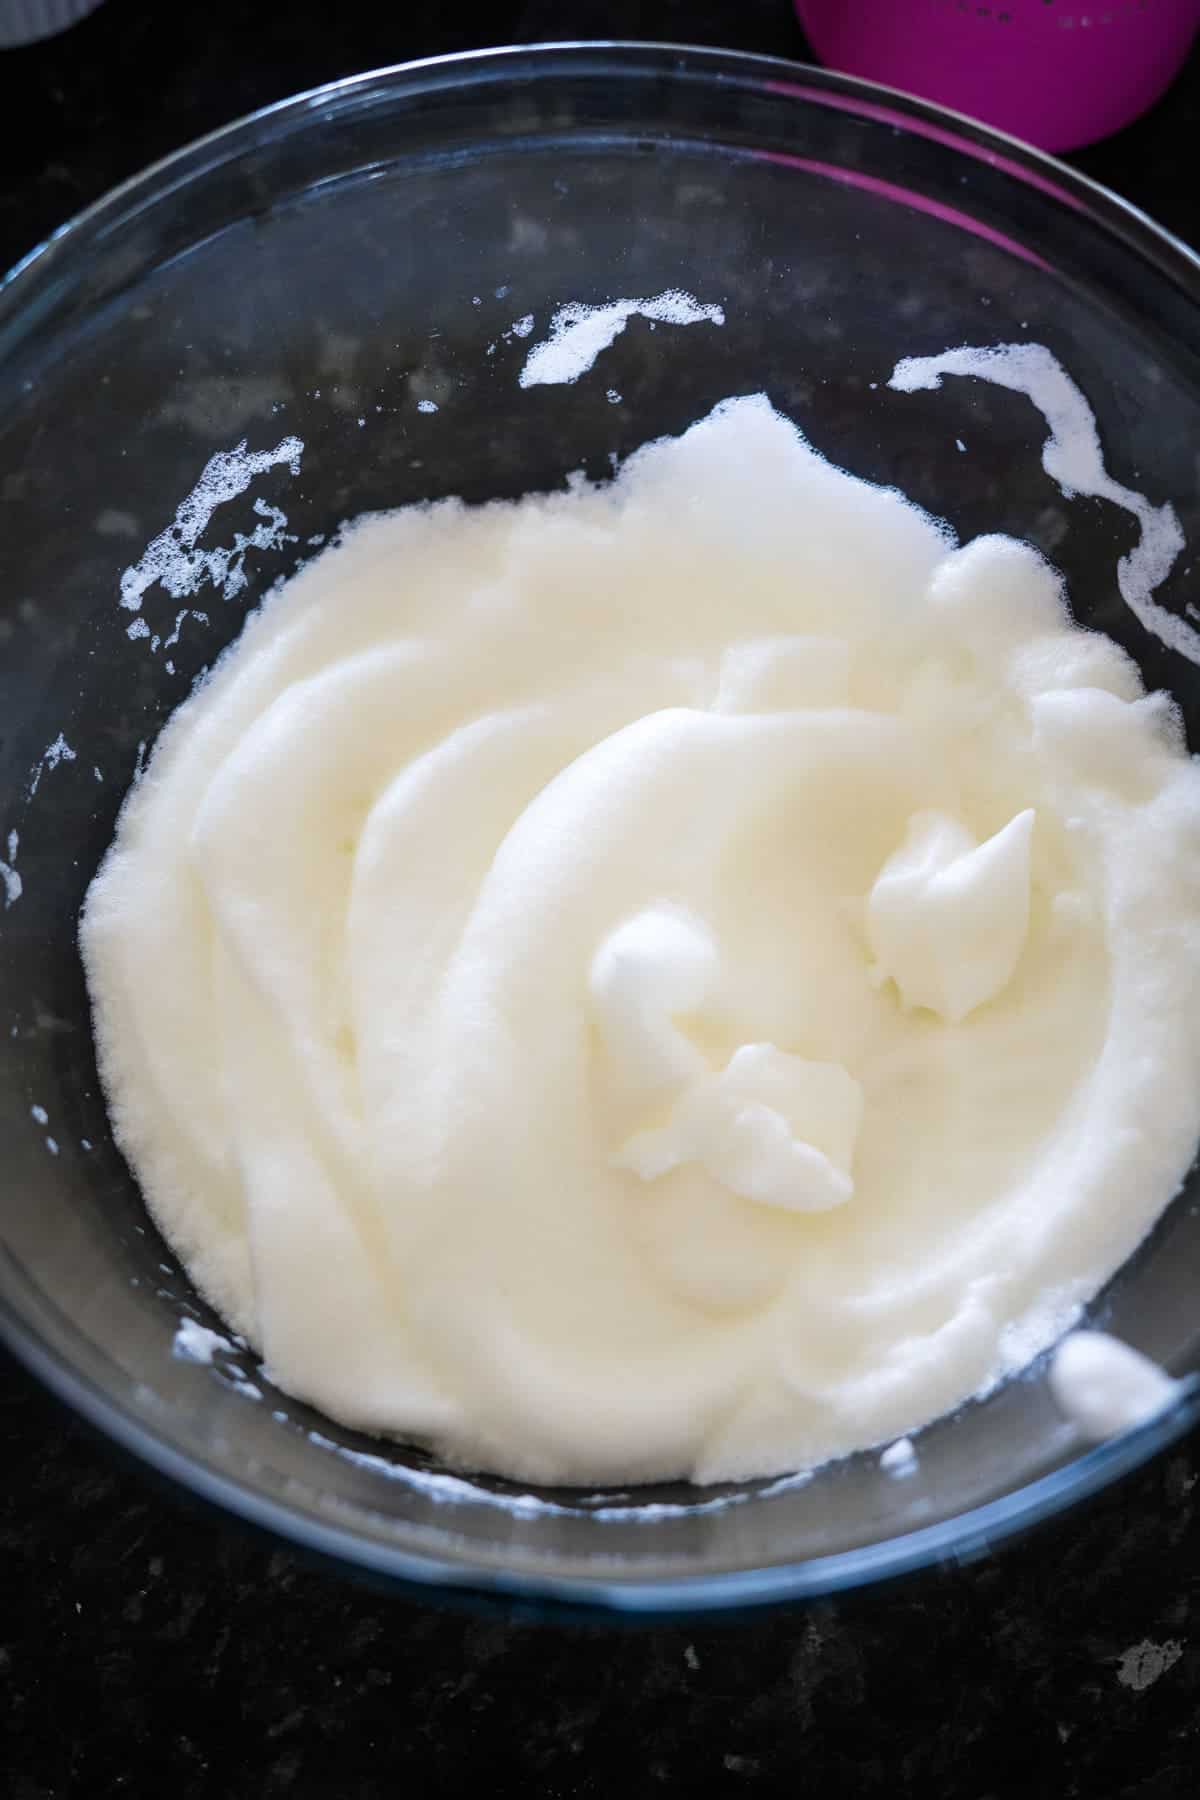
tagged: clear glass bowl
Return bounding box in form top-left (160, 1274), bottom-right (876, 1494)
top-left (3, 42), bottom-right (1200, 1618)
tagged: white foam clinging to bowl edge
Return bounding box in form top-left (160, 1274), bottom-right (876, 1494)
top-left (518, 291), bottom-right (725, 389)
top-left (119, 436), bottom-right (303, 615)
top-left (301, 1428), bottom-right (811, 1521)
top-left (889, 343), bottom-right (1195, 664)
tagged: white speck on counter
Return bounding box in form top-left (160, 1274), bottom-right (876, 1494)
top-left (606, 389), bottom-right (622, 405)
top-left (889, 343), bottom-right (1193, 663)
top-left (30, 1104), bottom-right (48, 1125)
top-left (417, 400), bottom-right (438, 415)
top-left (880, 1436), bottom-right (918, 1477)
top-left (45, 1136), bottom-right (59, 1156)
top-left (119, 436), bottom-right (303, 614)
top-left (1049, 1329), bottom-right (1179, 1440)
top-left (684, 1645), bottom-right (700, 1671)
top-left (127, 618), bottom-right (151, 640)
top-left (1116, 1638), bottom-right (1184, 1692)
top-left (955, 437), bottom-right (966, 453)
top-left (518, 290), bottom-right (724, 388)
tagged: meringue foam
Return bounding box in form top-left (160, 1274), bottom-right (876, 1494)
top-left (82, 394), bottom-right (1200, 1485)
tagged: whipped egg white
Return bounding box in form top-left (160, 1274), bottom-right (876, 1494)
top-left (82, 394), bottom-right (1200, 1485)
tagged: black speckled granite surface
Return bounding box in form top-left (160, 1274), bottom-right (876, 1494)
top-left (4, 4), bottom-right (1200, 1795)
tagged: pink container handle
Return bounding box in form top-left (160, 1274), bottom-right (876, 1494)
top-left (795, 0), bottom-right (1200, 153)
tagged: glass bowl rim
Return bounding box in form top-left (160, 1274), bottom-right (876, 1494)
top-left (4, 39), bottom-right (1200, 1617)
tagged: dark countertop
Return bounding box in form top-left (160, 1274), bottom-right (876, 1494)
top-left (4, 5), bottom-right (1200, 1796)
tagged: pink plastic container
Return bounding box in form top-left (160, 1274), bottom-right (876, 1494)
top-left (795, 0), bottom-right (1200, 153)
